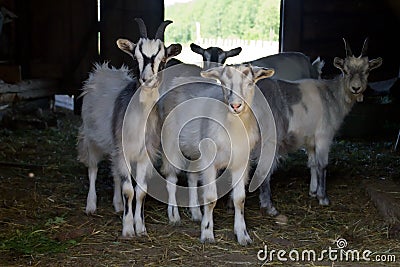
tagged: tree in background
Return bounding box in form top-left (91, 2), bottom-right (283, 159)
top-left (165, 0), bottom-right (281, 44)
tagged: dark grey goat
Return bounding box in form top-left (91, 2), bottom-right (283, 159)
top-left (188, 43), bottom-right (324, 80)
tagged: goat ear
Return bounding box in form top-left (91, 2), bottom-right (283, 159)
top-left (225, 47), bottom-right (242, 58)
top-left (333, 57), bottom-right (344, 71)
top-left (190, 43), bottom-right (204, 55)
top-left (252, 66), bottom-right (275, 82)
top-left (369, 57), bottom-right (382, 71)
top-left (200, 66), bottom-right (223, 80)
top-left (312, 57), bottom-right (325, 78)
top-left (116, 39), bottom-right (136, 58)
top-left (166, 43), bottom-right (182, 58)
top-left (312, 57), bottom-right (325, 69)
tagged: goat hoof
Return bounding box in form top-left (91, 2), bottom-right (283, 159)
top-left (168, 213), bottom-right (181, 225)
top-left (168, 214), bottom-right (181, 225)
top-left (200, 233), bottom-right (215, 244)
top-left (260, 207), bottom-right (279, 217)
top-left (168, 206), bottom-right (181, 224)
top-left (85, 209), bottom-right (96, 215)
top-left (135, 229), bottom-right (148, 237)
top-left (85, 202), bottom-right (97, 215)
top-left (309, 191), bottom-right (317, 198)
top-left (236, 231), bottom-right (253, 246)
top-left (121, 227), bottom-right (135, 239)
top-left (318, 197), bottom-right (330, 206)
top-left (135, 222), bottom-right (147, 236)
top-left (191, 208), bottom-right (203, 222)
top-left (113, 202), bottom-right (124, 213)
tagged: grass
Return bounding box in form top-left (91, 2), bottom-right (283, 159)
top-left (0, 215), bottom-right (78, 257)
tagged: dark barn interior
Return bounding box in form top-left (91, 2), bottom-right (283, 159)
top-left (0, 0), bottom-right (399, 266)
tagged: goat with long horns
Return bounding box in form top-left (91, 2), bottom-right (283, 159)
top-left (117, 18), bottom-right (181, 86)
top-left (78, 18), bottom-right (181, 238)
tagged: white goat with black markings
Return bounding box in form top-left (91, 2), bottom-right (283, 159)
top-left (165, 43), bottom-right (242, 70)
top-left (254, 38), bottom-right (382, 216)
top-left (77, 18), bottom-right (182, 237)
top-left (160, 64), bottom-right (274, 245)
top-left (190, 43), bottom-right (243, 69)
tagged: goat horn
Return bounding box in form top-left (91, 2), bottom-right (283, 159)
top-left (135, 18), bottom-right (148, 38)
top-left (155, 20), bottom-right (172, 41)
top-left (343, 38), bottom-right (353, 57)
top-left (361, 37), bottom-right (369, 57)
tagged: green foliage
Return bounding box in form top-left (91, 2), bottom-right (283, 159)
top-left (0, 216), bottom-right (75, 256)
top-left (165, 0), bottom-right (281, 43)
top-left (45, 216), bottom-right (66, 227)
top-left (0, 229), bottom-right (75, 255)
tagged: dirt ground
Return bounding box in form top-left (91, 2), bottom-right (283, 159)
top-left (1, 108), bottom-right (400, 267)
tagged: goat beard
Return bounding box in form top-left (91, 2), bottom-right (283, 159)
top-left (345, 92), bottom-right (364, 103)
top-left (139, 86), bottom-right (159, 104)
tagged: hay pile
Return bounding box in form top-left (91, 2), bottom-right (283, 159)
top-left (0, 109), bottom-right (399, 266)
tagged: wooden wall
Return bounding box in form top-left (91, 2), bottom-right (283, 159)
top-left (281, 0), bottom-right (400, 81)
top-left (15, 0), bottom-right (98, 90)
top-left (12, 0), bottom-right (164, 90)
top-left (100, 0), bottom-right (164, 68)
top-left (4, 0), bottom-right (399, 91)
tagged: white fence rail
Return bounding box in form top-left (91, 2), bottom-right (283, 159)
top-left (171, 38), bottom-right (279, 67)
top-left (198, 38), bottom-right (276, 50)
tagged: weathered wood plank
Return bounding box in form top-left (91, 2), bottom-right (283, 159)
top-left (363, 179), bottom-right (400, 224)
top-left (0, 79), bottom-right (59, 104)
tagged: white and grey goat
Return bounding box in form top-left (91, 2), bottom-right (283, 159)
top-left (184, 48), bottom-right (325, 213)
top-left (160, 64), bottom-right (274, 245)
top-left (77, 18), bottom-right (181, 237)
top-left (160, 44), bottom-right (242, 119)
top-left (253, 38), bottom-right (382, 216)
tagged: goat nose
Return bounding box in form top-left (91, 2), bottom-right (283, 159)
top-left (230, 103), bottom-right (241, 111)
top-left (352, 86), bottom-right (361, 93)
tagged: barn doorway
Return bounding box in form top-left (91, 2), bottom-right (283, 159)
top-left (164, 0), bottom-right (281, 66)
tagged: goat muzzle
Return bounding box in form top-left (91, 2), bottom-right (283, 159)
top-left (140, 76), bottom-right (160, 89)
top-left (229, 102), bottom-right (245, 115)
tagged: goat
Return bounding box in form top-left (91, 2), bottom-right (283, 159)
top-left (251, 38), bottom-right (382, 216)
top-left (246, 51), bottom-right (325, 80)
top-left (160, 64), bottom-right (274, 245)
top-left (77, 18), bottom-right (182, 237)
top-left (78, 63), bottom-right (133, 215)
top-left (188, 43), bottom-right (324, 80)
top-left (160, 44), bottom-right (241, 120)
top-left (165, 47), bottom-right (324, 221)
top-left (182, 48), bottom-right (325, 213)
top-left (190, 43), bottom-right (242, 69)
top-left (166, 43), bottom-right (242, 70)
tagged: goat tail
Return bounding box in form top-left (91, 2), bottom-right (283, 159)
top-left (77, 126), bottom-right (104, 167)
top-left (76, 126), bottom-right (90, 166)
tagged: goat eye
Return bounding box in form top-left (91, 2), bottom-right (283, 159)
top-left (161, 57), bottom-right (167, 63)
